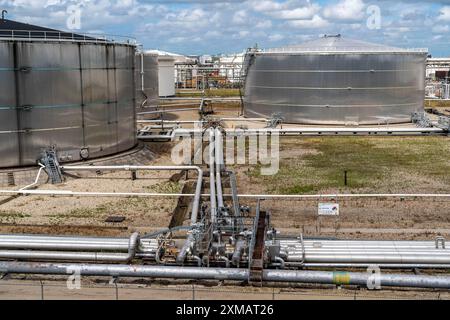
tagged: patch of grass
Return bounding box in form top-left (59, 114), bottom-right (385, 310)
top-left (144, 181), bottom-right (182, 194)
top-left (0, 211), bottom-right (31, 223)
top-left (425, 99), bottom-right (450, 108)
top-left (247, 137), bottom-right (450, 194)
top-left (47, 205), bottom-right (109, 220)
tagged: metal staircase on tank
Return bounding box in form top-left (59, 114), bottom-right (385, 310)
top-left (40, 149), bottom-right (63, 184)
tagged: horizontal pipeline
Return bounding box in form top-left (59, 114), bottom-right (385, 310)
top-left (174, 127), bottom-right (446, 135)
top-left (1, 262), bottom-right (450, 289)
top-left (1, 191), bottom-right (450, 200)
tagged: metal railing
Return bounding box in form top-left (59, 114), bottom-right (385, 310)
top-left (0, 29), bottom-right (137, 45)
top-left (263, 47), bottom-right (428, 54)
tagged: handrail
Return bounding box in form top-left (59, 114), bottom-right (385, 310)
top-left (0, 29), bottom-right (137, 45)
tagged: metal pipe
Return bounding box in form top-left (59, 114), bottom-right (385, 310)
top-left (173, 127), bottom-right (446, 138)
top-left (285, 254), bottom-right (450, 264)
top-left (176, 233), bottom-right (195, 264)
top-left (235, 194), bottom-right (450, 200)
top-left (232, 128), bottom-right (446, 134)
top-left (0, 190), bottom-right (194, 197)
top-left (296, 263), bottom-right (450, 269)
top-left (126, 232), bottom-right (140, 262)
top-left (192, 256), bottom-right (202, 267)
top-left (1, 262), bottom-right (450, 289)
top-left (0, 241), bottom-right (129, 251)
top-left (215, 128), bottom-right (224, 209)
top-left (0, 233), bottom-right (139, 263)
top-left (218, 256), bottom-right (230, 268)
top-left (0, 251), bottom-right (132, 262)
top-left (137, 108), bottom-right (199, 115)
top-left (19, 163), bottom-right (46, 191)
top-left (209, 129), bottom-right (217, 224)
top-left (3, 190), bottom-right (450, 201)
top-left (159, 97), bottom-right (241, 102)
top-left (274, 257), bottom-right (286, 269)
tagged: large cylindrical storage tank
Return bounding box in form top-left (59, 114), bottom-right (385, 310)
top-left (0, 34), bottom-right (137, 168)
top-left (244, 35), bottom-right (428, 125)
top-left (135, 52), bottom-right (159, 109)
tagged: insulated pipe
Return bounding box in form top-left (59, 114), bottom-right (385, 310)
top-left (126, 232), bottom-right (140, 262)
top-left (0, 241), bottom-right (129, 251)
top-left (2, 190), bottom-right (450, 201)
top-left (1, 262), bottom-right (450, 289)
top-left (235, 194), bottom-right (450, 200)
top-left (209, 129), bottom-right (217, 224)
top-left (159, 97), bottom-right (241, 102)
top-left (0, 233), bottom-right (139, 263)
top-left (229, 128), bottom-right (446, 134)
top-left (285, 254), bottom-right (450, 264)
top-left (263, 269), bottom-right (450, 289)
top-left (0, 190), bottom-right (197, 198)
top-left (296, 263), bottom-right (450, 269)
top-left (215, 128), bottom-right (224, 209)
top-left (218, 256), bottom-right (230, 268)
top-left (274, 257), bottom-right (286, 269)
top-left (59, 165), bottom-right (203, 225)
top-left (0, 251), bottom-right (132, 262)
top-left (137, 108), bottom-right (199, 115)
top-left (0, 234), bottom-right (130, 243)
top-left (19, 163), bottom-right (46, 191)
top-left (172, 127), bottom-right (446, 138)
top-left (138, 53), bottom-right (148, 108)
top-left (176, 233), bottom-right (195, 264)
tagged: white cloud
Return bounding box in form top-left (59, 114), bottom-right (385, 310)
top-left (268, 34), bottom-right (285, 41)
top-left (232, 10), bottom-right (248, 25)
top-left (255, 20), bottom-right (273, 29)
top-left (323, 0), bottom-right (366, 21)
top-left (438, 6), bottom-right (450, 21)
top-left (232, 30), bottom-right (251, 39)
top-left (252, 0), bottom-right (284, 12)
top-left (288, 14), bottom-right (330, 28)
top-left (432, 24), bottom-right (450, 33)
top-left (270, 4), bottom-right (321, 20)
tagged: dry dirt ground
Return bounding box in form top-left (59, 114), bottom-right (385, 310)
top-left (0, 145), bottom-right (182, 237)
top-left (0, 276), bottom-right (449, 300)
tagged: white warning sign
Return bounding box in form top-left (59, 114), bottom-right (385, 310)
top-left (318, 203), bottom-right (340, 216)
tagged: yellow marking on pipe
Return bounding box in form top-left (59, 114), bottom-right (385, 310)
top-left (333, 272), bottom-right (351, 285)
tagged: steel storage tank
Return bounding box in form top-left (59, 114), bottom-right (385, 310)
top-left (0, 19), bottom-right (137, 168)
top-left (135, 52), bottom-right (159, 109)
top-left (243, 35), bottom-right (428, 125)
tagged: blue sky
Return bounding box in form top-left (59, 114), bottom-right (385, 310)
top-left (1, 0), bottom-right (450, 56)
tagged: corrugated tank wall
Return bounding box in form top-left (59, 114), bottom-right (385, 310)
top-left (244, 38), bottom-right (427, 125)
top-left (135, 53), bottom-right (159, 109)
top-left (0, 40), bottom-right (137, 168)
